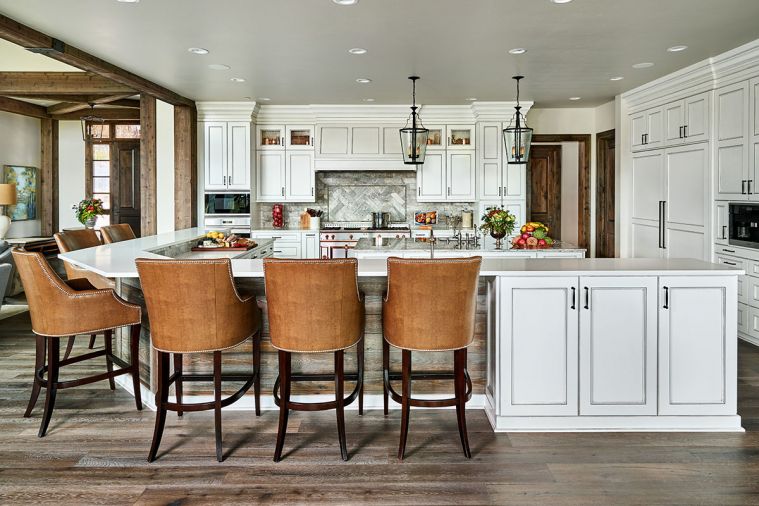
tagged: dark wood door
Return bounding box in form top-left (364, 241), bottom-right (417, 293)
top-left (528, 145), bottom-right (562, 239)
top-left (596, 130), bottom-right (616, 257)
top-left (110, 141), bottom-right (141, 237)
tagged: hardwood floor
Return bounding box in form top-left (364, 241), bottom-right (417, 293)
top-left (2, 309), bottom-right (759, 504)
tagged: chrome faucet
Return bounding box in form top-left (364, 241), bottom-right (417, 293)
top-left (429, 228), bottom-right (436, 259)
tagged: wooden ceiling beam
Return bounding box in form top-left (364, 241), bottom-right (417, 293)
top-left (46, 93), bottom-right (136, 115)
top-left (0, 72), bottom-right (135, 95)
top-left (50, 107), bottom-right (139, 121)
top-left (0, 95), bottom-right (49, 119)
top-left (7, 93), bottom-right (129, 102)
top-left (0, 14), bottom-right (194, 107)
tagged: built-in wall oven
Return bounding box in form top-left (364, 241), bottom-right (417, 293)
top-left (729, 203), bottom-right (759, 249)
top-left (204, 192), bottom-right (251, 237)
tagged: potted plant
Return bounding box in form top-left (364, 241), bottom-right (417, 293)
top-left (73, 198), bottom-right (105, 228)
top-left (479, 206), bottom-right (516, 249)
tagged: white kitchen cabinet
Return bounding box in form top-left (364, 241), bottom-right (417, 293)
top-left (382, 126), bottom-right (402, 156)
top-left (317, 126), bottom-right (350, 155)
top-left (664, 92), bottom-right (710, 146)
top-left (579, 277), bottom-right (658, 415)
top-left (630, 112), bottom-right (647, 151)
top-left (447, 151), bottom-right (476, 201)
top-left (256, 152), bottom-right (285, 201)
top-left (250, 231), bottom-right (302, 259)
top-left (631, 221), bottom-right (663, 259)
top-left (477, 122), bottom-right (526, 201)
top-left (257, 125), bottom-right (285, 150)
top-left (352, 126), bottom-right (381, 154)
top-left (204, 121), bottom-right (250, 191)
top-left (751, 78), bottom-right (759, 203)
top-left (417, 152), bottom-right (446, 201)
top-left (632, 151), bottom-right (665, 222)
top-left (285, 125), bottom-right (314, 150)
top-left (446, 124), bottom-right (475, 150)
top-left (302, 232), bottom-right (319, 259)
top-left (631, 107), bottom-right (663, 152)
top-left (285, 152), bottom-right (315, 202)
top-left (500, 276), bottom-right (579, 416)
top-left (658, 276), bottom-right (738, 415)
top-left (715, 202), bottom-right (729, 244)
top-left (664, 101), bottom-right (685, 144)
top-left (425, 125), bottom-right (446, 151)
top-left (715, 81), bottom-right (751, 200)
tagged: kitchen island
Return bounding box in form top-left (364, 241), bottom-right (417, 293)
top-left (58, 228), bottom-right (744, 432)
top-left (349, 237), bottom-right (585, 259)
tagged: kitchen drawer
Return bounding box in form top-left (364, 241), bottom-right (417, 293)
top-left (747, 306), bottom-right (759, 341)
top-left (250, 231), bottom-right (301, 243)
top-left (715, 255), bottom-right (746, 304)
top-left (747, 276), bottom-right (759, 309)
top-left (748, 260), bottom-right (759, 278)
top-left (739, 303), bottom-right (750, 335)
top-left (271, 244), bottom-right (301, 258)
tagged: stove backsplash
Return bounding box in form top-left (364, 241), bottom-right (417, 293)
top-left (252, 171), bottom-right (474, 228)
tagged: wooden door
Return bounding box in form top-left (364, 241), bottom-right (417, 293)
top-left (110, 141), bottom-right (141, 237)
top-left (528, 144), bottom-right (561, 238)
top-left (596, 129), bottom-right (616, 257)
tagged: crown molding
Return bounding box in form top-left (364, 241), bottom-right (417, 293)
top-left (196, 101), bottom-right (257, 121)
top-left (470, 101), bottom-right (532, 121)
top-left (622, 37), bottom-right (759, 111)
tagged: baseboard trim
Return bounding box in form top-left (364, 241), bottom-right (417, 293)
top-left (739, 332), bottom-right (759, 347)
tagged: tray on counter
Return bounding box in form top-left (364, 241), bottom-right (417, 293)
top-left (191, 242), bottom-right (257, 252)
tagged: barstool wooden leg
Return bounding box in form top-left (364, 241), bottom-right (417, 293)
top-left (253, 333), bottom-right (261, 417)
top-left (335, 350), bottom-right (348, 461)
top-left (25, 335), bottom-right (45, 418)
top-left (398, 349), bottom-right (412, 461)
top-left (88, 334), bottom-right (97, 349)
top-left (130, 325), bottom-right (143, 411)
top-left (148, 351), bottom-right (169, 462)
top-left (213, 351), bottom-right (224, 462)
top-left (38, 337), bottom-right (60, 438)
top-left (357, 337), bottom-right (364, 416)
top-left (104, 329), bottom-right (115, 390)
top-left (63, 335), bottom-right (75, 361)
top-left (382, 339), bottom-right (390, 416)
top-left (454, 348), bottom-right (471, 459)
top-left (273, 351), bottom-right (291, 462)
top-left (174, 353), bottom-right (183, 417)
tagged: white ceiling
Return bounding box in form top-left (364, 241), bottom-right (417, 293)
top-left (1, 0), bottom-right (759, 107)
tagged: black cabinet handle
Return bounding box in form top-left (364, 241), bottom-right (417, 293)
top-left (570, 287), bottom-right (576, 310)
top-left (742, 180), bottom-right (747, 194)
top-left (684, 125), bottom-right (688, 138)
top-left (663, 286), bottom-right (669, 309)
top-left (723, 260), bottom-right (737, 266)
top-left (723, 248), bottom-right (736, 253)
top-left (749, 180), bottom-right (753, 194)
top-left (679, 126), bottom-right (683, 138)
top-left (722, 225), bottom-right (727, 240)
top-left (584, 287), bottom-right (589, 310)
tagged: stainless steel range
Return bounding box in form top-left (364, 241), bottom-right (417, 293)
top-left (320, 222), bottom-right (411, 258)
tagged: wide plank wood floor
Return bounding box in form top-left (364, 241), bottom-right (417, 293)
top-left (2, 309), bottom-right (759, 505)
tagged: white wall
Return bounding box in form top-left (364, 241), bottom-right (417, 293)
top-left (58, 121), bottom-right (86, 231)
top-left (0, 110), bottom-right (41, 238)
top-left (156, 100), bottom-right (175, 234)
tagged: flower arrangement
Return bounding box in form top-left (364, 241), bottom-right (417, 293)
top-left (479, 206), bottom-right (517, 237)
top-left (73, 198), bottom-right (105, 226)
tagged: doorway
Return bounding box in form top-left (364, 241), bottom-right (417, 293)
top-left (111, 142), bottom-right (141, 237)
top-left (596, 129), bottom-right (616, 257)
top-left (528, 145), bottom-right (562, 240)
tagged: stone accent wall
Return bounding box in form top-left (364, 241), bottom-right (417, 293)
top-left (253, 170), bottom-right (474, 227)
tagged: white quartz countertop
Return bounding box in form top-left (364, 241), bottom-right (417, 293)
top-left (352, 237), bottom-right (585, 253)
top-left (58, 228), bottom-right (743, 278)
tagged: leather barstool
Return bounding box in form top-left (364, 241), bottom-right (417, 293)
top-left (382, 256), bottom-right (481, 460)
top-left (136, 258), bottom-right (262, 462)
top-left (101, 223), bottom-right (136, 244)
top-left (12, 249), bottom-right (143, 437)
top-left (263, 258), bottom-right (365, 462)
top-left (54, 229), bottom-right (114, 358)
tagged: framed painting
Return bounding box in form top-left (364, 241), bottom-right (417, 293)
top-left (3, 165), bottom-right (38, 221)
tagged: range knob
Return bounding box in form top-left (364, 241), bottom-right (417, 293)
top-left (331, 234), bottom-right (335, 240)
top-left (349, 234), bottom-right (353, 240)
top-left (396, 234), bottom-right (400, 238)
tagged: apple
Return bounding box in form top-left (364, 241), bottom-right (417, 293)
top-left (538, 239), bottom-right (547, 246)
top-left (517, 238), bottom-right (527, 245)
top-left (525, 225), bottom-right (535, 232)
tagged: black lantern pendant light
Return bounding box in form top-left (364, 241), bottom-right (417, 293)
top-left (400, 76), bottom-right (429, 165)
top-left (503, 75), bottom-right (533, 164)
top-left (81, 104), bottom-right (106, 142)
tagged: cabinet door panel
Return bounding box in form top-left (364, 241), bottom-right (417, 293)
top-left (286, 125), bottom-right (314, 150)
top-left (447, 151), bottom-right (476, 202)
top-left (447, 124), bottom-right (475, 149)
top-left (480, 161), bottom-right (501, 200)
top-left (580, 277), bottom-right (657, 415)
top-left (664, 226), bottom-right (706, 261)
top-left (504, 163), bottom-right (525, 198)
top-left (658, 276), bottom-right (737, 415)
top-left (318, 126), bottom-right (349, 155)
top-left (716, 142), bottom-right (748, 199)
top-left (665, 144), bottom-right (707, 228)
top-left (646, 108), bottom-right (664, 148)
top-left (664, 101), bottom-right (685, 144)
top-left (204, 122), bottom-right (227, 190)
top-left (715, 202), bottom-right (729, 244)
top-left (351, 127), bottom-right (380, 154)
top-left (417, 152), bottom-right (446, 202)
top-left (738, 303), bottom-right (749, 336)
top-left (257, 125), bottom-right (285, 150)
top-left (256, 152), bottom-right (285, 202)
top-left (631, 221), bottom-right (662, 259)
top-left (285, 152), bottom-right (314, 202)
top-left (684, 92), bottom-right (709, 143)
top-left (753, 78), bottom-right (759, 137)
top-left (630, 113), bottom-right (646, 151)
top-left (632, 151), bottom-right (664, 221)
top-left (500, 276), bottom-right (579, 416)
top-left (302, 233), bottom-right (319, 259)
top-left (717, 83), bottom-right (748, 142)
top-left (382, 127), bottom-right (402, 155)
top-left (227, 122), bottom-right (250, 190)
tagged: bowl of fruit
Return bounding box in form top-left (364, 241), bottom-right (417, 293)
top-left (195, 231), bottom-right (255, 250)
top-left (511, 222), bottom-right (555, 249)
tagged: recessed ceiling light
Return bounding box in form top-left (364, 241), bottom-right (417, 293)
top-left (363, 98), bottom-right (375, 102)
top-left (550, 0), bottom-right (573, 3)
top-left (188, 47), bottom-right (209, 55)
top-left (258, 97), bottom-right (271, 101)
top-left (355, 78), bottom-right (372, 84)
top-left (569, 97), bottom-right (581, 101)
top-left (508, 48), bottom-right (527, 55)
top-left (116, 0), bottom-right (139, 3)
top-left (348, 48), bottom-right (367, 55)
top-left (230, 77), bottom-right (246, 83)
top-left (632, 62), bottom-right (655, 69)
top-left (466, 97), bottom-right (478, 101)
top-left (610, 76), bottom-right (624, 81)
top-left (208, 64), bottom-right (231, 71)
top-left (332, 0), bottom-right (358, 5)
top-left (667, 45), bottom-right (688, 52)
top-left (243, 96), bottom-right (252, 100)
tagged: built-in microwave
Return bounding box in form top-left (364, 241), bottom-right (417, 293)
top-left (204, 193), bottom-right (250, 215)
top-left (729, 203), bottom-right (759, 249)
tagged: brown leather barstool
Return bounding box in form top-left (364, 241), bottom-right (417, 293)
top-left (101, 223), bottom-right (136, 244)
top-left (12, 249), bottom-right (143, 437)
top-left (382, 256), bottom-right (481, 460)
top-left (136, 258), bottom-right (262, 462)
top-left (54, 229), bottom-right (114, 358)
top-left (263, 258), bottom-right (365, 462)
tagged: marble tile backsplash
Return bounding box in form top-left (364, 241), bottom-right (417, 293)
top-left (252, 171), bottom-right (475, 228)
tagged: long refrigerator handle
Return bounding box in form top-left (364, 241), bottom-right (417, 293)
top-left (658, 201), bottom-right (666, 249)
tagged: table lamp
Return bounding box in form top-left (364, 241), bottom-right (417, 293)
top-left (0, 183), bottom-right (17, 240)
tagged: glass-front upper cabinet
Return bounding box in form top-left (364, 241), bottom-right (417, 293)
top-left (425, 125), bottom-right (446, 150)
top-left (286, 125), bottom-right (315, 150)
top-left (446, 124), bottom-right (475, 149)
top-left (257, 125), bottom-right (285, 150)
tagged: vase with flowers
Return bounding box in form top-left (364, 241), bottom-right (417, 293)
top-left (73, 198), bottom-right (105, 228)
top-left (479, 206), bottom-right (516, 249)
